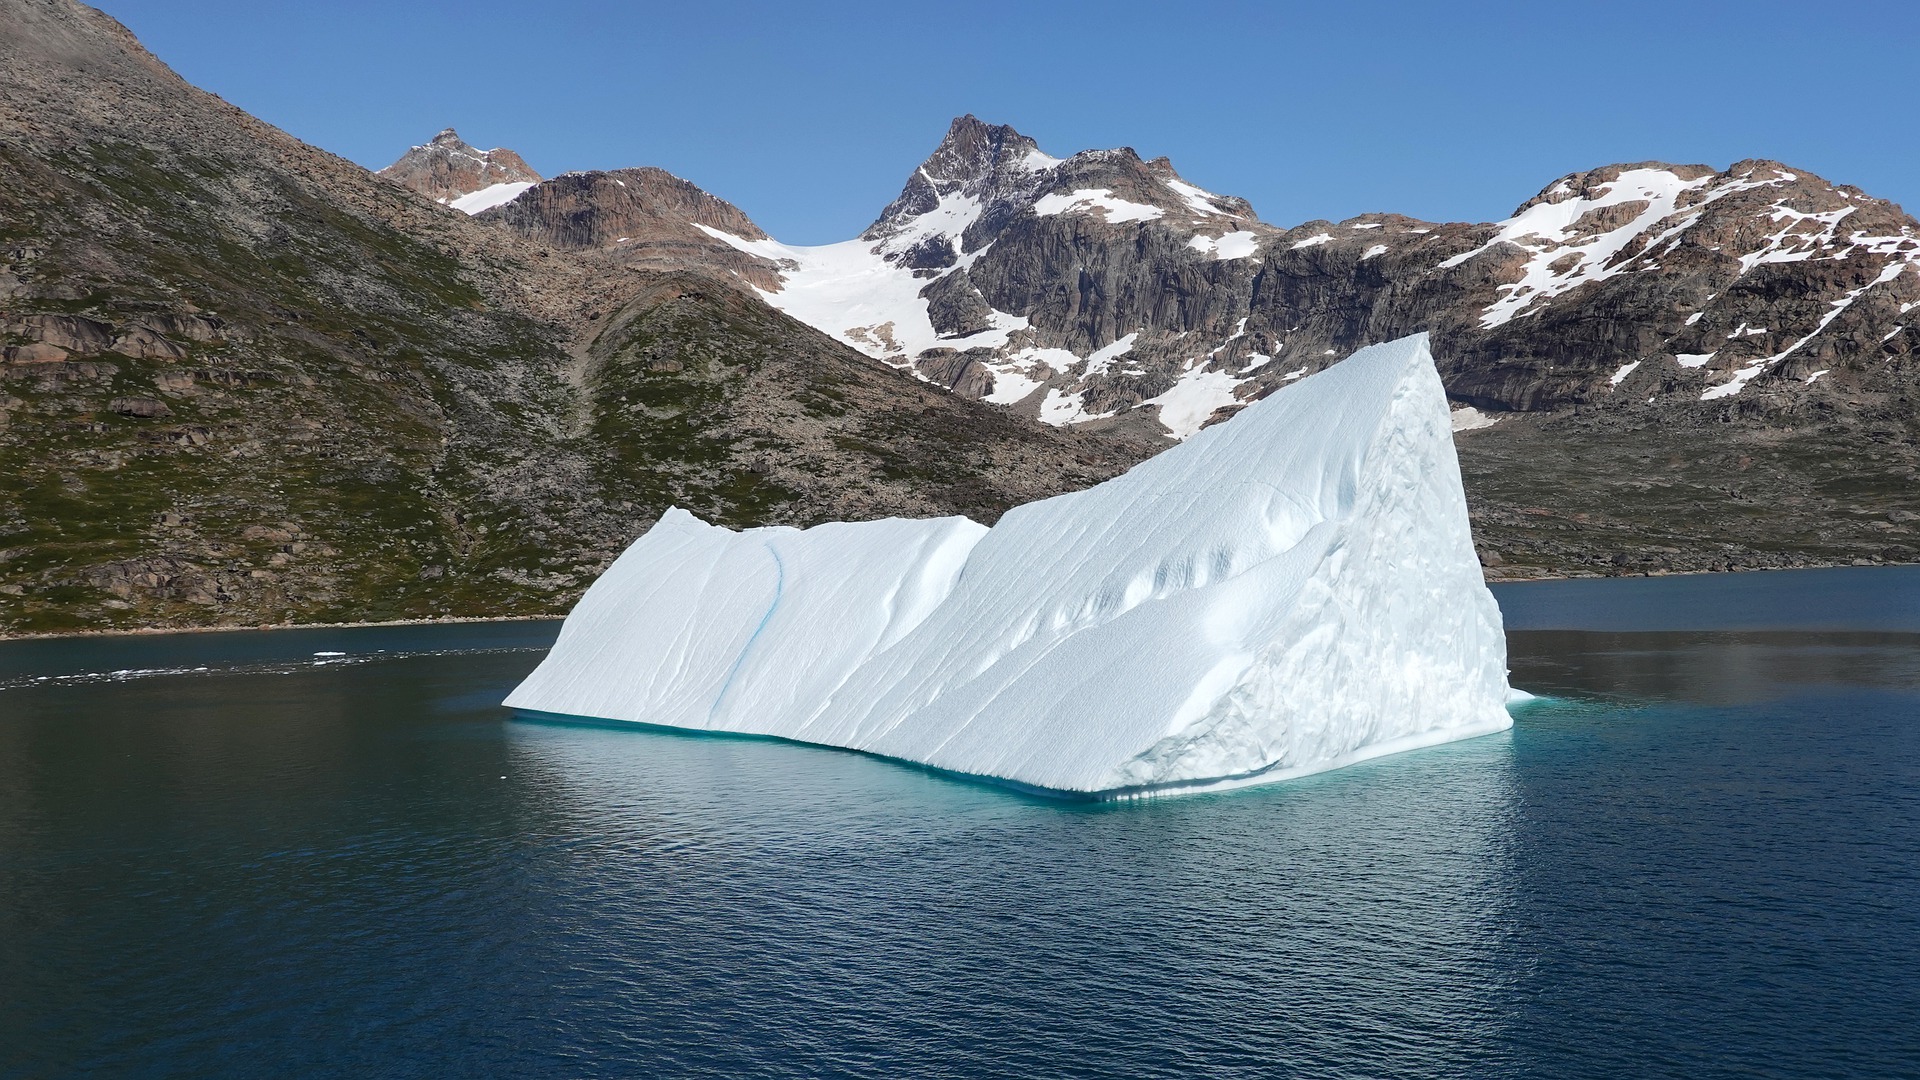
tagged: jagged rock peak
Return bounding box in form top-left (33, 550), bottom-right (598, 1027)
top-left (921, 114), bottom-right (1054, 186)
top-left (862, 115), bottom-right (1266, 253)
top-left (862, 115), bottom-right (1060, 244)
top-left (377, 128), bottom-right (542, 205)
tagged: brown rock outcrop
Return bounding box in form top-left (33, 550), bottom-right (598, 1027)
top-left (376, 127), bottom-right (542, 204)
top-left (477, 167), bottom-right (784, 290)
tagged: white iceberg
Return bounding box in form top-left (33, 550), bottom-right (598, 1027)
top-left (505, 333), bottom-right (1512, 797)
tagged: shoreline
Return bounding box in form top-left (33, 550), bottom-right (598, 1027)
top-left (0, 613), bottom-right (563, 644)
top-left (3, 561), bottom-right (1911, 643)
top-left (1480, 558), bottom-right (1908, 587)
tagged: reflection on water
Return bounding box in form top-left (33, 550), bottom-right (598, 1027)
top-left (1511, 629), bottom-right (1920, 704)
top-left (0, 646), bottom-right (1536, 1078)
top-left (0, 569), bottom-right (1916, 1077)
top-left (508, 717), bottom-right (1525, 1076)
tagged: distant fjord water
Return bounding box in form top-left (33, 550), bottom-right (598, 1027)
top-left (2, 567), bottom-right (1916, 1078)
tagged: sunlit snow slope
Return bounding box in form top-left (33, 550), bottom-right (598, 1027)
top-left (448, 181), bottom-right (535, 215)
top-left (505, 334), bottom-right (1513, 796)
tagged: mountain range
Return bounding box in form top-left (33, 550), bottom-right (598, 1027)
top-left (407, 116), bottom-right (1920, 580)
top-left (1, 0), bottom-right (1914, 635)
top-left (432, 114), bottom-right (1920, 436)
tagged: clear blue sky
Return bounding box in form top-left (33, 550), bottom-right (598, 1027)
top-left (93, 0), bottom-right (1919, 244)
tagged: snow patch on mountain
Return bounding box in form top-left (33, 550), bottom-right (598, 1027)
top-left (448, 181), bottom-right (535, 214)
top-left (889, 173), bottom-right (988, 255)
top-left (1146, 364), bottom-right (1245, 438)
top-left (1033, 188), bottom-right (1165, 223)
top-left (1700, 358), bottom-right (1771, 401)
top-left (1433, 161), bottom-right (1920, 352)
top-left (378, 127), bottom-right (542, 207)
top-left (1038, 387), bottom-right (1114, 425)
top-left (1441, 168), bottom-right (1715, 328)
top-left (1187, 231), bottom-right (1262, 259)
top-left (1450, 406), bottom-right (1499, 432)
top-left (696, 224), bottom-right (1027, 361)
top-left (1083, 332), bottom-right (1140, 376)
top-left (982, 368), bottom-right (1045, 405)
top-left (1022, 147), bottom-right (1064, 171)
top-left (1738, 205), bottom-right (1856, 273)
top-left (1701, 260), bottom-right (1908, 399)
top-left (1161, 176), bottom-right (1230, 217)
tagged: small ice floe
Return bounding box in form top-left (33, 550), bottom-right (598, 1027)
top-left (1450, 405), bottom-right (1500, 432)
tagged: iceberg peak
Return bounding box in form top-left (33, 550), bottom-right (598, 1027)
top-left (505, 334), bottom-right (1512, 797)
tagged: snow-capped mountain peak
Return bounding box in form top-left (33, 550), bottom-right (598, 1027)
top-left (858, 117), bottom-right (1264, 270)
top-left (860, 115), bottom-right (1060, 267)
top-left (683, 116), bottom-right (1285, 435)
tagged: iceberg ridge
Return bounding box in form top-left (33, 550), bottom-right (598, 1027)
top-left (505, 334), bottom-right (1512, 796)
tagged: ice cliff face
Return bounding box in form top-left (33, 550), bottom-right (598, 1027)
top-left (504, 334), bottom-right (1512, 796)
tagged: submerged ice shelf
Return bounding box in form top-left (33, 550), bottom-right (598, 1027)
top-left (505, 334), bottom-right (1513, 796)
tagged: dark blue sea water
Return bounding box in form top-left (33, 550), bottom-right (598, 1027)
top-left (2, 570), bottom-right (1917, 1078)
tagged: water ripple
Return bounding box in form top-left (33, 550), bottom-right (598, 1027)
top-left (0, 628), bottom-right (1914, 1078)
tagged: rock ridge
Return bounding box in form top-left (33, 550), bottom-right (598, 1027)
top-left (377, 127), bottom-right (542, 207)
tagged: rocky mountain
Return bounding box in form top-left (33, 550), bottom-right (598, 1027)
top-left (678, 117), bottom-right (1920, 440)
top-left (562, 116), bottom-right (1915, 577)
top-left (3, 0), bottom-right (1913, 641)
top-left (0, 1), bottom-right (1140, 636)
top-left (377, 127), bottom-right (543, 213)
top-left (668, 116), bottom-right (1275, 438)
top-left (477, 166), bottom-right (787, 289)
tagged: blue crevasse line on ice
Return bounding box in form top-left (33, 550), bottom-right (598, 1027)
top-left (709, 541), bottom-right (785, 722)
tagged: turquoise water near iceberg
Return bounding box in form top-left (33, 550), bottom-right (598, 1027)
top-left (1, 569), bottom-right (1917, 1077)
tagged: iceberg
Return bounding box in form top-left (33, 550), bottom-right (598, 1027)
top-left (505, 334), bottom-right (1512, 797)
